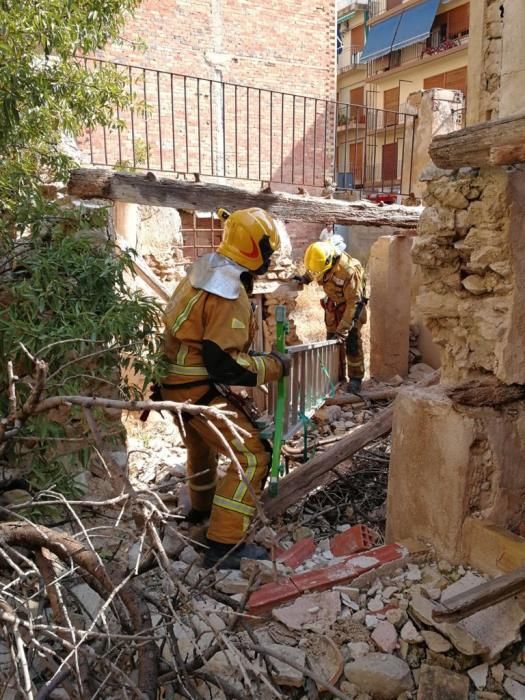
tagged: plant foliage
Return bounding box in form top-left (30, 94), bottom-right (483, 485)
top-left (0, 0), bottom-right (166, 497)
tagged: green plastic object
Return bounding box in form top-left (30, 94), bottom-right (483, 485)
top-left (268, 305), bottom-right (288, 498)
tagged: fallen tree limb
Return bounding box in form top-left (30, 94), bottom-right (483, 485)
top-left (68, 169), bottom-right (421, 228)
top-left (430, 112), bottom-right (525, 169)
top-left (432, 564), bottom-right (525, 623)
top-left (264, 370), bottom-right (440, 518)
top-left (445, 380), bottom-right (525, 407)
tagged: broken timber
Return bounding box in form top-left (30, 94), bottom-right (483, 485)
top-left (446, 380), bottom-right (525, 407)
top-left (263, 405), bottom-right (394, 518)
top-left (264, 370), bottom-right (440, 518)
top-left (68, 169), bottom-right (421, 227)
top-left (430, 112), bottom-right (525, 169)
top-left (432, 564), bottom-right (525, 623)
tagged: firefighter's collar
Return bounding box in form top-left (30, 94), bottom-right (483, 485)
top-left (189, 253), bottom-right (246, 299)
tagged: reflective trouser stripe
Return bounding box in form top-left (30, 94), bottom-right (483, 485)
top-left (167, 362), bottom-right (209, 376)
top-left (212, 494), bottom-right (256, 517)
top-left (188, 477), bottom-right (218, 492)
top-left (170, 291), bottom-right (203, 334)
top-left (231, 439), bottom-right (257, 502)
top-left (252, 355), bottom-right (266, 384)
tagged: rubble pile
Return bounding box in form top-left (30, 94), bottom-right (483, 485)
top-left (167, 530), bottom-right (525, 700)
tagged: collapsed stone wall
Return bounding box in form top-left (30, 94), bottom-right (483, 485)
top-left (413, 163), bottom-right (525, 385)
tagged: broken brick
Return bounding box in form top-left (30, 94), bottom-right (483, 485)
top-left (277, 537), bottom-right (316, 569)
top-left (330, 524), bottom-right (377, 558)
top-left (291, 544), bottom-right (406, 594)
top-left (247, 579), bottom-right (300, 615)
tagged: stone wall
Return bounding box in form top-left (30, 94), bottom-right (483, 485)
top-left (412, 164), bottom-right (525, 385)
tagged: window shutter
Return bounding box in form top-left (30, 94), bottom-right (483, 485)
top-left (382, 142), bottom-right (398, 183)
top-left (350, 86), bottom-right (366, 123)
top-left (448, 3), bottom-right (470, 37)
top-left (351, 24), bottom-right (365, 48)
top-left (383, 86), bottom-right (399, 126)
top-left (423, 73), bottom-right (446, 90)
top-left (445, 66), bottom-right (468, 96)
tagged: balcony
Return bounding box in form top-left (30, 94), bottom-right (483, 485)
top-left (337, 0), bottom-right (369, 11)
top-left (367, 27), bottom-right (469, 78)
top-left (337, 46), bottom-right (366, 74)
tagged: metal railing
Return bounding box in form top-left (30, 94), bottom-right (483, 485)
top-left (337, 46), bottom-right (365, 74)
top-left (367, 29), bottom-right (469, 77)
top-left (79, 58), bottom-right (416, 194)
top-left (268, 339), bottom-right (340, 440)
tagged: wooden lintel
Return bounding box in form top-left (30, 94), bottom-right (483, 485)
top-left (430, 113), bottom-right (525, 169)
top-left (68, 168), bottom-right (421, 228)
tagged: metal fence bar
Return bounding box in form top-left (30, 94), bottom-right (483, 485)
top-left (79, 57), bottom-right (417, 195)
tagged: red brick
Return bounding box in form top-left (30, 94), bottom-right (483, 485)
top-left (247, 578), bottom-right (300, 615)
top-left (277, 537), bottom-right (316, 570)
top-left (291, 544), bottom-right (406, 594)
top-left (330, 524), bottom-right (377, 558)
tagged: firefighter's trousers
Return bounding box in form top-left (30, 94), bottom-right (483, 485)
top-left (161, 384), bottom-right (270, 544)
top-left (325, 305), bottom-right (366, 381)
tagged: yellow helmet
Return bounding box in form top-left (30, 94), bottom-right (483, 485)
top-left (304, 240), bottom-right (337, 275)
top-left (217, 208), bottom-right (280, 273)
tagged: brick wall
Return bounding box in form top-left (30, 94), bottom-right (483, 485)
top-left (85, 0), bottom-right (336, 194)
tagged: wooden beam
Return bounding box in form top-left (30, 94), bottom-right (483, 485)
top-left (68, 169), bottom-right (421, 228)
top-left (446, 380), bottom-right (525, 407)
top-left (432, 564), bottom-right (525, 623)
top-left (429, 113), bottom-right (525, 169)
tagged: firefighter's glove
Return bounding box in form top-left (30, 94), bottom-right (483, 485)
top-left (291, 274), bottom-right (310, 285)
top-left (270, 348), bottom-right (291, 377)
top-left (334, 330), bottom-right (347, 343)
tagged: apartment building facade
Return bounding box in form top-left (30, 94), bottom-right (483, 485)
top-left (336, 0), bottom-right (469, 194)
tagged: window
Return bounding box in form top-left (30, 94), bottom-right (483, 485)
top-left (448, 3), bottom-right (470, 38)
top-left (383, 86), bottom-right (400, 126)
top-left (382, 142), bottom-right (398, 182)
top-left (351, 24), bottom-right (365, 48)
top-left (350, 86), bottom-right (366, 122)
top-left (424, 66), bottom-right (467, 96)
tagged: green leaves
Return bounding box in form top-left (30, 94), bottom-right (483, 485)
top-left (0, 0), bottom-right (166, 504)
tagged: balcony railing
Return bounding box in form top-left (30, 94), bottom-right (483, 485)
top-left (78, 58), bottom-right (416, 194)
top-left (367, 28), bottom-right (469, 77)
top-left (337, 46), bottom-right (365, 74)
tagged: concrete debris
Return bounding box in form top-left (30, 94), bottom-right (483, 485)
top-left (417, 664), bottom-right (469, 700)
top-left (215, 570), bottom-right (250, 595)
top-left (347, 642), bottom-right (371, 660)
top-left (344, 653), bottom-right (414, 699)
top-left (272, 590), bottom-right (341, 632)
top-left (468, 663), bottom-right (489, 690)
top-left (421, 630), bottom-right (452, 654)
top-left (503, 678), bottom-right (525, 700)
top-left (265, 643), bottom-right (306, 686)
top-left (371, 621), bottom-right (398, 653)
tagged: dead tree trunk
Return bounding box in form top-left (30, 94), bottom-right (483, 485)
top-left (68, 169), bottom-right (421, 227)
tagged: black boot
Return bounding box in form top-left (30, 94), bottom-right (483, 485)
top-left (184, 508), bottom-right (211, 525)
top-left (202, 538), bottom-right (268, 570)
top-left (347, 378), bottom-right (362, 394)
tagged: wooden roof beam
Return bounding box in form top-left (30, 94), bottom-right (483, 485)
top-left (68, 168), bottom-right (421, 228)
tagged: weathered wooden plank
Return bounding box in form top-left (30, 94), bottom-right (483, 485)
top-left (429, 113), bottom-right (525, 169)
top-left (446, 380), bottom-right (525, 407)
top-left (68, 168), bottom-right (421, 227)
top-left (432, 564), bottom-right (525, 623)
top-left (263, 405), bottom-right (394, 518)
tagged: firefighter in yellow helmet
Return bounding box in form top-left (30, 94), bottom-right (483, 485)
top-left (160, 208), bottom-right (290, 569)
top-left (299, 237), bottom-right (367, 394)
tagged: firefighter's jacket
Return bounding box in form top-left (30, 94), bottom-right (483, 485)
top-left (162, 274), bottom-right (282, 390)
top-left (314, 252), bottom-right (366, 334)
